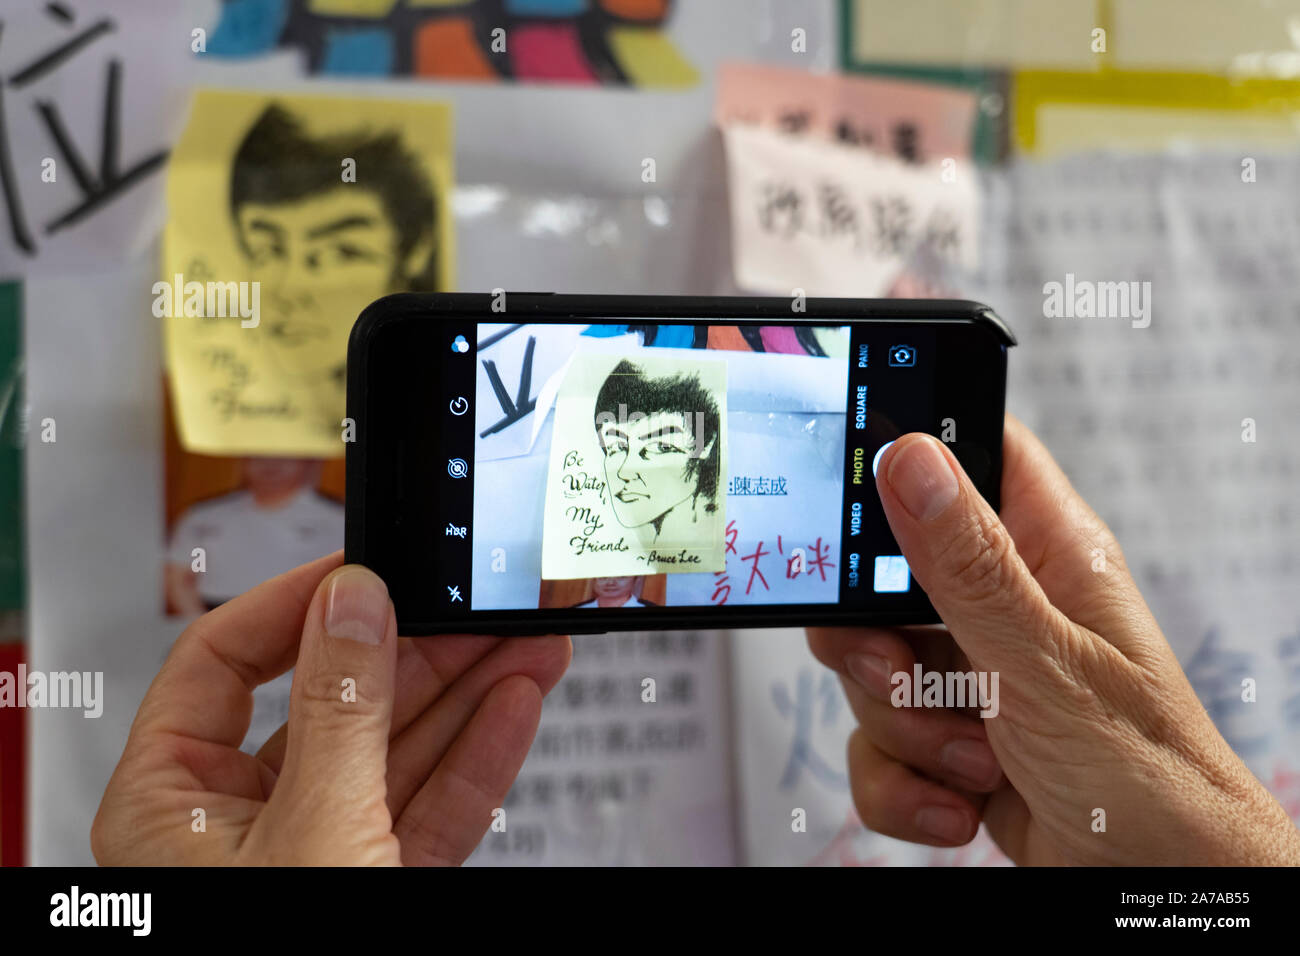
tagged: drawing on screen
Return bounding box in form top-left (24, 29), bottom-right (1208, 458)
top-left (594, 359), bottom-right (720, 540)
top-left (540, 352), bottom-right (727, 580)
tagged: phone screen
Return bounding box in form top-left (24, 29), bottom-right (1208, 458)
top-left (436, 319), bottom-right (942, 619)
top-left (350, 302), bottom-right (1010, 633)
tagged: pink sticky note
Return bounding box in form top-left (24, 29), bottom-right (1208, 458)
top-left (511, 24), bottom-right (597, 83)
top-left (714, 62), bottom-right (977, 163)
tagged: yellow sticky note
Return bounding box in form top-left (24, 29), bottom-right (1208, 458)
top-left (161, 90), bottom-right (454, 456)
top-left (846, 0), bottom-right (1099, 69)
top-left (541, 352), bottom-right (727, 580)
top-left (1112, 0), bottom-right (1300, 71)
top-left (1015, 70), bottom-right (1300, 156)
top-left (849, 0), bottom-right (1300, 73)
top-left (608, 28), bottom-right (699, 88)
top-left (307, 0), bottom-right (400, 16)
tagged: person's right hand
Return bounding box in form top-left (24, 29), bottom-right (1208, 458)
top-left (809, 416), bottom-right (1300, 865)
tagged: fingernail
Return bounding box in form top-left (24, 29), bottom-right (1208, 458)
top-left (845, 653), bottom-right (894, 700)
top-left (885, 436), bottom-right (959, 522)
top-left (939, 738), bottom-right (1002, 790)
top-left (324, 568), bottom-right (390, 645)
top-left (915, 806), bottom-right (973, 844)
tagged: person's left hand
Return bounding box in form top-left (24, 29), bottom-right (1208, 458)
top-left (93, 552), bottom-right (571, 865)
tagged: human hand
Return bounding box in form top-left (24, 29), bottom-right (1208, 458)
top-left (94, 552), bottom-right (571, 865)
top-left (163, 562), bottom-right (206, 617)
top-left (808, 416), bottom-right (1300, 865)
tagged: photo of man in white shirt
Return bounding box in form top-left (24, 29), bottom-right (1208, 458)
top-left (165, 457), bottom-right (343, 614)
top-left (573, 576), bottom-right (658, 609)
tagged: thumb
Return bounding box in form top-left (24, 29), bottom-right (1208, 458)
top-left (876, 433), bottom-right (1069, 677)
top-left (273, 564), bottom-right (397, 830)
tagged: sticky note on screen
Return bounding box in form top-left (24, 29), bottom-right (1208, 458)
top-left (541, 351), bottom-right (728, 580)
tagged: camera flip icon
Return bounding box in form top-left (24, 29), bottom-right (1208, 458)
top-left (888, 344), bottom-right (916, 367)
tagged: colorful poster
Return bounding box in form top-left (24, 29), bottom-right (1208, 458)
top-left (201, 0), bottom-right (698, 87)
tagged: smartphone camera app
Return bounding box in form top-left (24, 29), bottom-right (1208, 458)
top-left (455, 320), bottom-right (934, 615)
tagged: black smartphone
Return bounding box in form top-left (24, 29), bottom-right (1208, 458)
top-left (346, 293), bottom-right (1014, 636)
